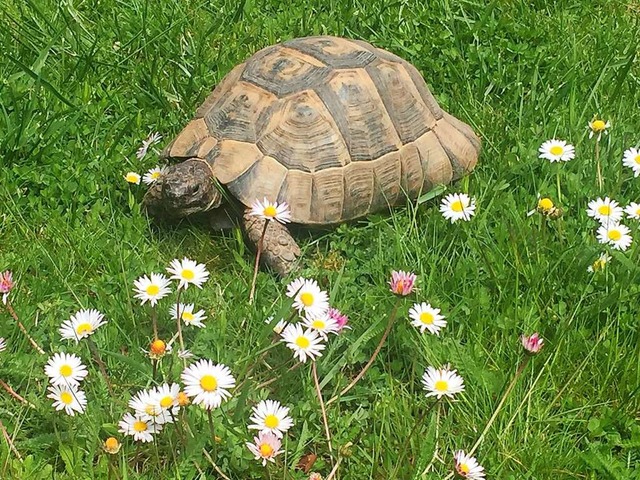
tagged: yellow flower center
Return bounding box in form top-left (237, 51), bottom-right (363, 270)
top-left (635, 154), bottom-right (640, 165)
top-left (434, 380), bottom-right (448, 391)
top-left (295, 336), bottom-right (310, 349)
top-left (146, 284), bottom-right (160, 296)
top-left (259, 443), bottom-right (274, 457)
top-left (264, 414), bottom-right (280, 429)
top-left (451, 200), bottom-right (465, 212)
top-left (59, 364), bottom-right (73, 377)
top-left (593, 259), bottom-right (606, 271)
top-left (636, 207), bottom-right (640, 216)
top-left (181, 269), bottom-right (195, 280)
top-left (177, 392), bottom-right (190, 406)
top-left (104, 437), bottom-right (120, 451)
top-left (300, 292), bottom-right (314, 307)
top-left (133, 421), bottom-right (148, 432)
top-left (459, 463), bottom-right (470, 474)
top-left (144, 405), bottom-right (158, 416)
top-left (125, 173), bottom-right (139, 183)
top-left (150, 339), bottom-right (166, 355)
top-left (200, 375), bottom-right (218, 392)
top-left (76, 323), bottom-right (93, 335)
top-left (420, 312), bottom-right (434, 325)
top-left (160, 396), bottom-right (174, 408)
top-left (60, 392), bottom-right (74, 405)
top-left (608, 230), bottom-right (622, 241)
top-left (311, 319), bottom-right (326, 329)
top-left (592, 119), bottom-right (606, 131)
top-left (538, 198), bottom-right (554, 211)
top-left (263, 205), bottom-right (277, 217)
top-left (151, 171), bottom-right (161, 180)
top-left (598, 205), bottom-right (611, 216)
top-left (182, 311), bottom-right (195, 322)
top-left (549, 145), bottom-right (564, 156)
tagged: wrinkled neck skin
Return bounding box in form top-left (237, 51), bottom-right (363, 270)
top-left (143, 158), bottom-right (222, 219)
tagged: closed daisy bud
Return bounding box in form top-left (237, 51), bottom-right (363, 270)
top-left (177, 391), bottom-right (190, 406)
top-left (521, 333), bottom-right (544, 354)
top-left (149, 339), bottom-right (169, 359)
top-left (0, 337), bottom-right (6, 353)
top-left (103, 437), bottom-right (121, 454)
top-left (0, 270), bottom-right (14, 304)
top-left (328, 307), bottom-right (350, 332)
top-left (389, 270), bottom-right (417, 296)
top-left (587, 253), bottom-right (611, 273)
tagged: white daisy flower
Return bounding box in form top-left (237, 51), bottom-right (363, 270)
top-left (290, 278), bottom-right (329, 317)
top-left (588, 118), bottom-right (610, 140)
top-left (181, 359), bottom-right (236, 410)
top-left (154, 383), bottom-right (181, 414)
top-left (47, 385), bottom-right (87, 416)
top-left (44, 352), bottom-right (88, 387)
top-left (422, 365), bottom-right (465, 399)
top-left (587, 253), bottom-right (612, 273)
top-left (124, 172), bottom-right (141, 185)
top-left (301, 312), bottom-right (339, 339)
top-left (59, 309), bottom-right (107, 342)
top-left (167, 257), bottom-right (210, 289)
top-left (597, 223), bottom-right (633, 251)
top-left (586, 197), bottom-right (624, 225)
top-left (538, 139), bottom-right (575, 162)
top-left (285, 277), bottom-right (306, 298)
top-left (118, 412), bottom-right (162, 443)
top-left (439, 193), bottom-right (476, 223)
top-left (408, 302), bottom-right (447, 335)
top-left (0, 338), bottom-right (5, 353)
top-left (280, 324), bottom-right (325, 363)
top-left (246, 431), bottom-right (284, 466)
top-left (625, 202), bottom-right (640, 220)
top-left (170, 303), bottom-right (207, 328)
top-left (129, 388), bottom-right (173, 425)
top-left (248, 399), bottom-right (294, 438)
top-left (454, 450), bottom-right (485, 479)
top-left (622, 147), bottom-right (640, 177)
top-left (133, 273), bottom-right (172, 306)
top-left (142, 166), bottom-right (167, 185)
top-left (136, 132), bottom-right (163, 160)
top-left (249, 198), bottom-right (292, 224)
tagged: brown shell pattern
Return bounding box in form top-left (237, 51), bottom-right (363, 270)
top-left (167, 35), bottom-right (480, 225)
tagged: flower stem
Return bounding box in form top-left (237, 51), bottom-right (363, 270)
top-left (0, 419), bottom-right (22, 462)
top-left (207, 409), bottom-right (217, 459)
top-left (175, 289), bottom-right (186, 365)
top-left (249, 220), bottom-right (270, 304)
top-left (87, 337), bottom-right (114, 396)
top-left (556, 168), bottom-right (562, 204)
top-left (312, 361), bottom-right (334, 463)
top-left (151, 304), bottom-right (158, 340)
top-left (3, 301), bottom-right (45, 355)
top-left (327, 299), bottom-right (401, 406)
top-left (595, 139), bottom-right (603, 191)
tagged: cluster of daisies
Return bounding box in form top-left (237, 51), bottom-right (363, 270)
top-left (43, 309), bottom-right (107, 415)
top-left (587, 196), bottom-right (636, 252)
top-left (124, 132), bottom-right (167, 186)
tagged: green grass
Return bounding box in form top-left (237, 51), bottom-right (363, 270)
top-left (1, 0), bottom-right (640, 478)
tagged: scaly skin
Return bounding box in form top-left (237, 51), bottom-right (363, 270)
top-left (242, 211), bottom-right (301, 277)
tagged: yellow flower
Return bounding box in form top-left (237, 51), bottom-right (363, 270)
top-left (103, 437), bottom-right (121, 454)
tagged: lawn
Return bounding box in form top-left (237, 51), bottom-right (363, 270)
top-left (1, 0), bottom-right (639, 479)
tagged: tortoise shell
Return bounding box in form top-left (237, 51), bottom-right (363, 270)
top-left (165, 35), bottom-right (480, 225)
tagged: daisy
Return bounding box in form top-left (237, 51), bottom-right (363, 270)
top-left (142, 166), bottom-right (167, 185)
top-left (302, 312), bottom-right (339, 339)
top-left (124, 172), bottom-right (141, 185)
top-left (622, 147), bottom-right (640, 177)
top-left (389, 270), bottom-right (417, 296)
top-left (408, 302), bottom-right (447, 335)
top-left (290, 278), bottom-right (329, 317)
top-left (521, 333), bottom-right (544, 354)
top-left (59, 309), bottom-right (107, 342)
top-left (328, 307), bottom-right (350, 332)
top-left (129, 388), bottom-right (173, 424)
top-left (597, 223), bottom-right (633, 251)
top-left (0, 338), bottom-right (5, 353)
top-left (285, 277), bottom-right (306, 298)
top-left (48, 385), bottom-right (87, 416)
top-left (454, 450), bottom-right (485, 479)
top-left (422, 366), bottom-right (465, 399)
top-left (587, 253), bottom-right (611, 273)
top-left (103, 437), bottom-right (121, 454)
top-left (167, 257), bottom-right (210, 289)
top-left (586, 197), bottom-right (624, 225)
top-left (439, 193), bottom-right (476, 223)
top-left (248, 399), bottom-right (294, 438)
top-left (538, 139), bottom-right (575, 162)
top-left (588, 118), bottom-right (610, 140)
top-left (0, 270), bottom-right (13, 305)
top-left (154, 383), bottom-right (181, 413)
top-left (133, 273), bottom-right (171, 306)
top-left (170, 303), bottom-right (207, 328)
top-left (44, 352), bottom-right (88, 387)
top-left (149, 339), bottom-right (171, 359)
top-left (136, 132), bottom-right (162, 160)
top-left (250, 198), bottom-right (292, 224)
top-left (246, 431), bottom-right (284, 466)
top-left (625, 202), bottom-right (640, 220)
top-left (281, 324), bottom-right (325, 363)
top-left (181, 359), bottom-right (236, 410)
top-left (118, 412), bottom-right (162, 443)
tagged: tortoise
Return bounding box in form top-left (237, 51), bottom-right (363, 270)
top-left (144, 35), bottom-right (480, 276)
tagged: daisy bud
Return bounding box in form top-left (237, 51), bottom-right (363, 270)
top-left (328, 307), bottom-right (350, 332)
top-left (149, 339), bottom-right (169, 359)
top-left (521, 333), bottom-right (544, 354)
top-left (0, 270), bottom-right (14, 305)
top-left (177, 391), bottom-right (190, 407)
top-left (389, 270), bottom-right (417, 296)
top-left (103, 437), bottom-right (121, 454)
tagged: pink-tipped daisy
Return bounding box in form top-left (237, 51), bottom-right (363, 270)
top-left (246, 431), bottom-right (284, 466)
top-left (521, 333), bottom-right (544, 354)
top-left (389, 270), bottom-right (417, 296)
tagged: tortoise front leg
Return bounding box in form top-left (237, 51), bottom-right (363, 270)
top-left (242, 212), bottom-right (301, 277)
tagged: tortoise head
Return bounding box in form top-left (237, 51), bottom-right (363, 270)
top-left (143, 159), bottom-right (223, 219)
